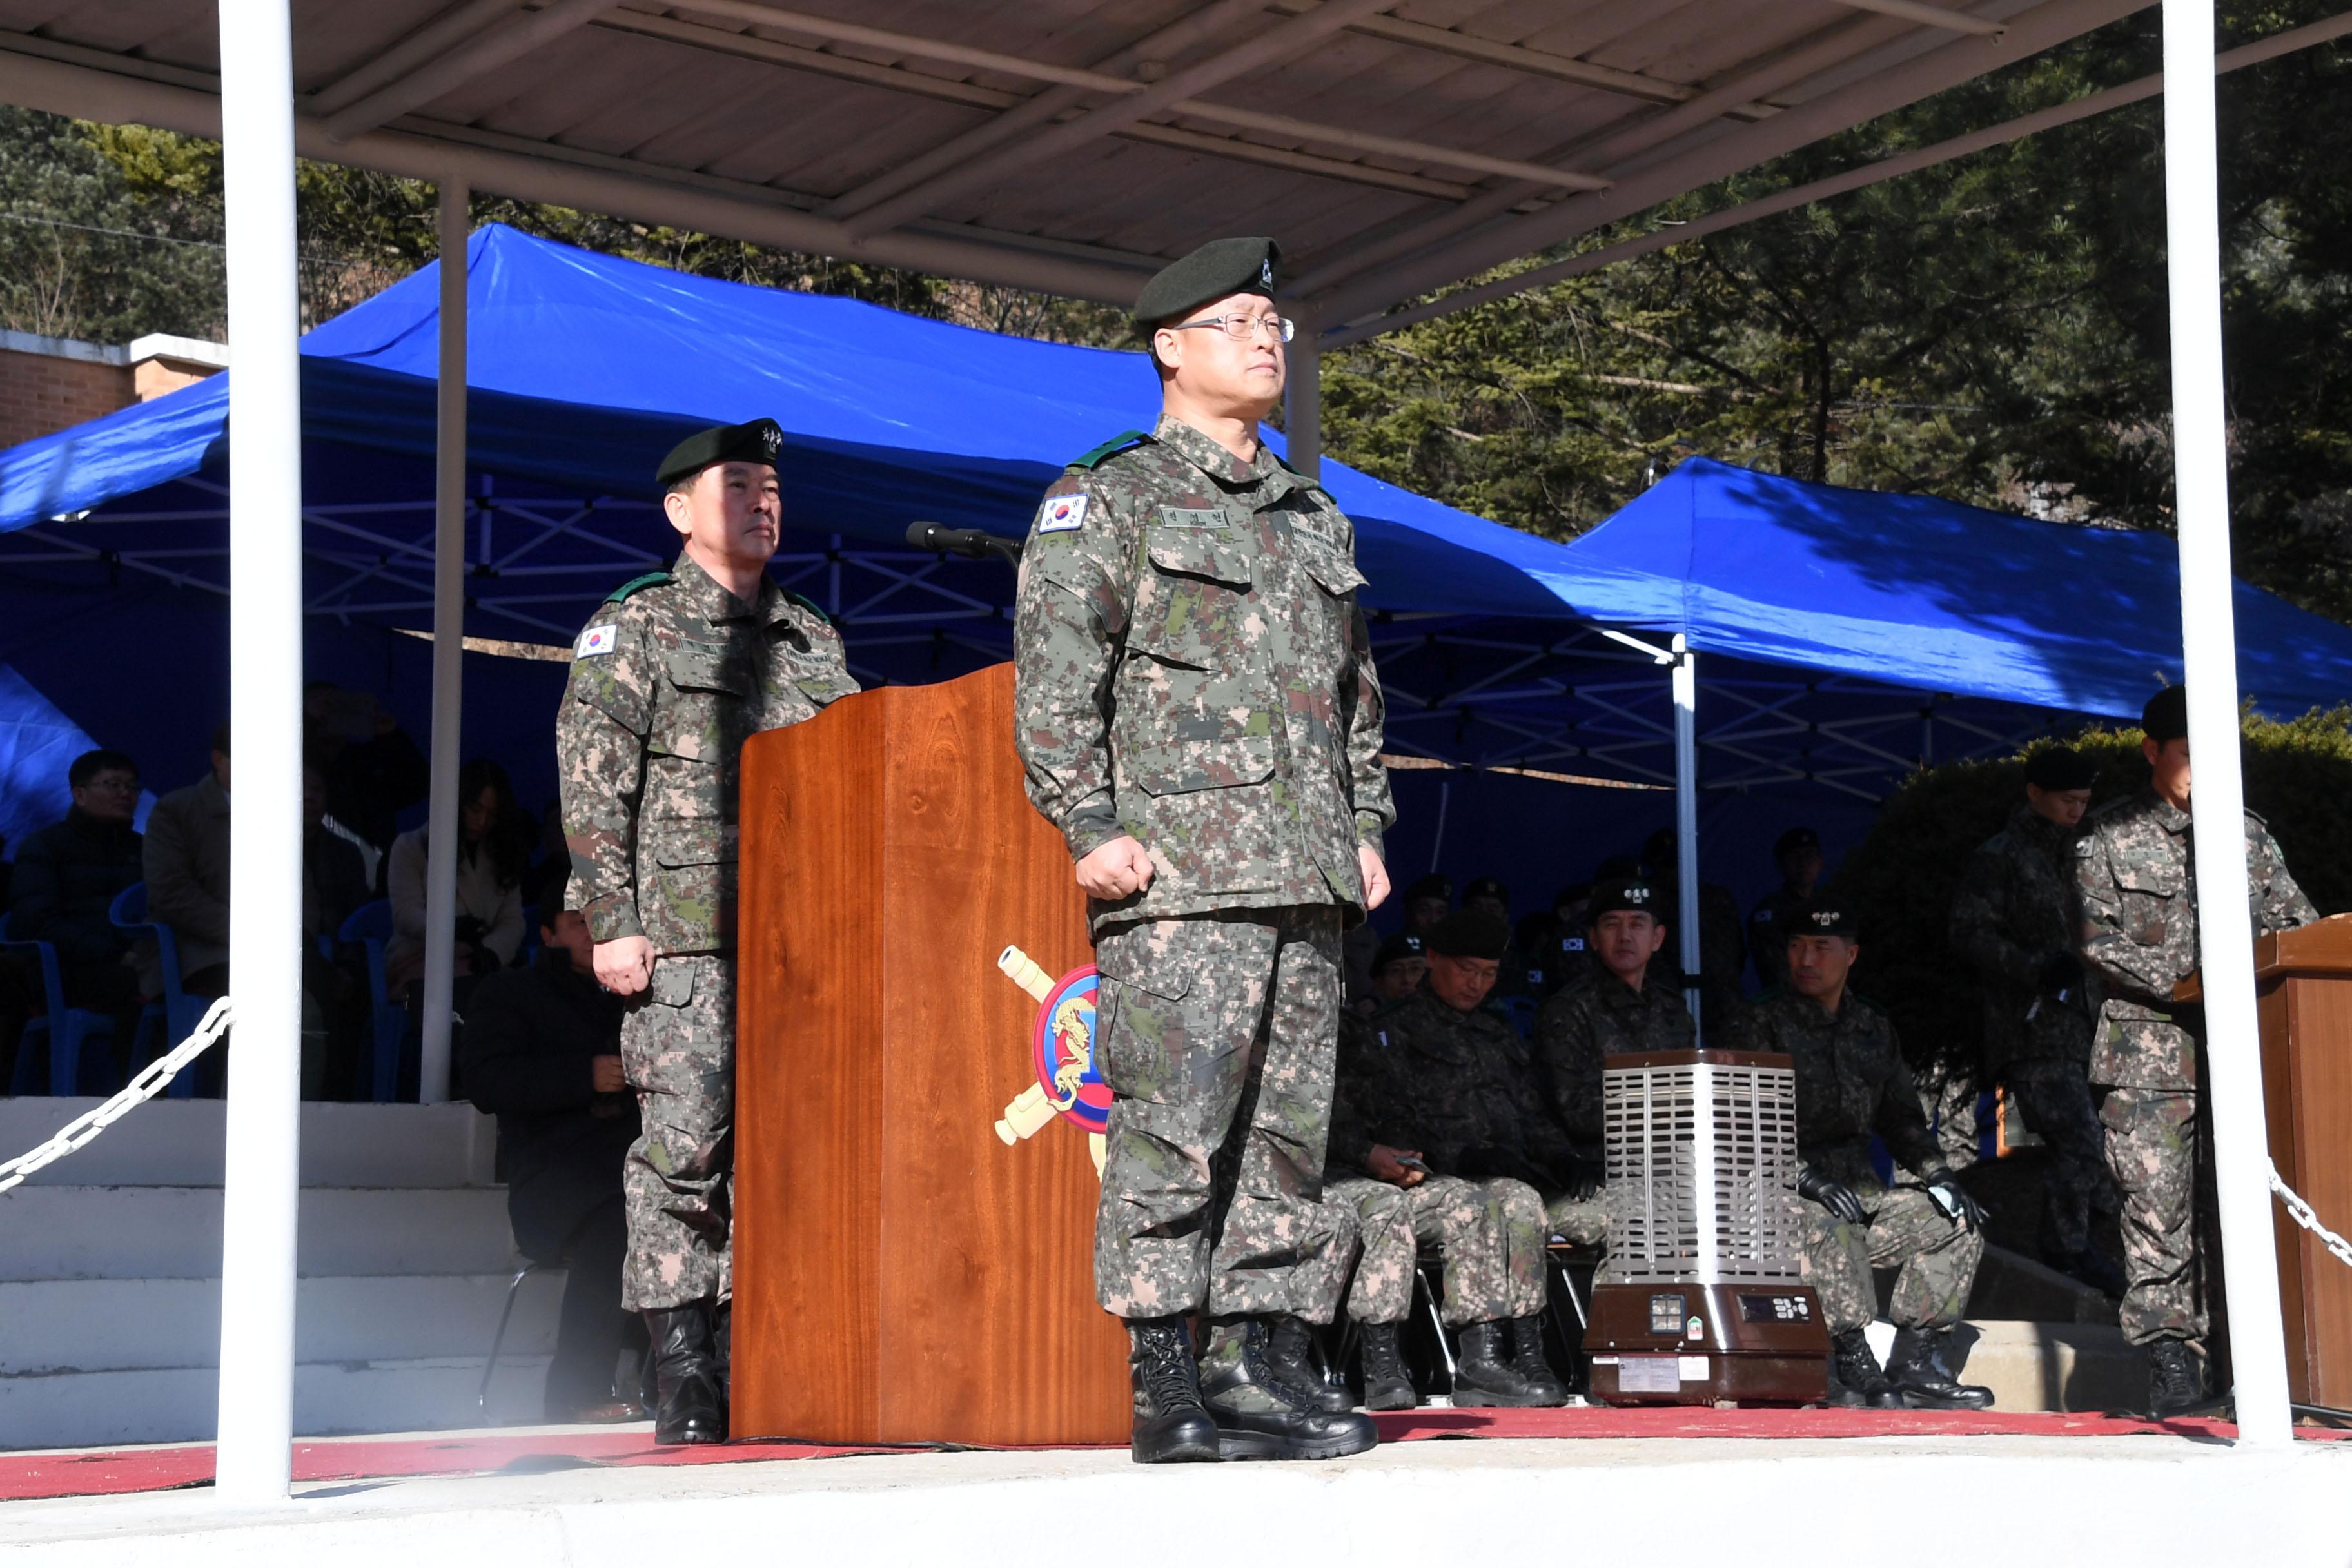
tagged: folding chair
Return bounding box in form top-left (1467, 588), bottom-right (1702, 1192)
top-left (0, 912), bottom-right (117, 1095)
top-left (108, 882), bottom-right (201, 1098)
top-left (337, 899), bottom-right (410, 1102)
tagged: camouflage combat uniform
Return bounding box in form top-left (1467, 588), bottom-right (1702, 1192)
top-left (1321, 1006), bottom-right (1541, 1325)
top-left (2075, 790), bottom-right (2315, 1348)
top-left (1948, 803), bottom-right (2106, 1255)
top-left (1533, 968), bottom-right (1696, 1248)
top-left (1748, 884), bottom-right (1810, 992)
top-left (1012, 413), bottom-right (1395, 1322)
top-left (556, 552), bottom-right (858, 1311)
top-left (1732, 992), bottom-right (1984, 1335)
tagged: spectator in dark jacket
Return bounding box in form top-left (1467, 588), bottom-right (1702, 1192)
top-left (144, 723), bottom-right (233, 991)
top-left (460, 905), bottom-right (642, 1422)
top-left (9, 749), bottom-right (152, 1085)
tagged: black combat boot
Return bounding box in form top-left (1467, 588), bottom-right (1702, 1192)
top-left (1827, 1328), bottom-right (1900, 1409)
top-left (643, 1302), bottom-right (725, 1446)
top-left (1357, 1321), bottom-right (1418, 1412)
top-left (1264, 1315), bottom-right (1353, 1411)
top-left (1199, 1319), bottom-right (1380, 1460)
top-left (1450, 1320), bottom-right (1542, 1407)
top-left (1125, 1317), bottom-right (1220, 1464)
top-left (1509, 1315), bottom-right (1571, 1406)
top-left (712, 1297), bottom-right (732, 1420)
top-left (2146, 1338), bottom-right (2206, 1419)
top-left (1886, 1326), bottom-right (1994, 1410)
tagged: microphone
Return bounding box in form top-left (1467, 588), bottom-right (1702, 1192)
top-left (906, 520), bottom-right (1023, 564)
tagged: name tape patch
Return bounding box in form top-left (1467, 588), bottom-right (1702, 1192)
top-left (1039, 494), bottom-right (1089, 533)
top-left (576, 623), bottom-right (618, 658)
top-left (1159, 507), bottom-right (1226, 529)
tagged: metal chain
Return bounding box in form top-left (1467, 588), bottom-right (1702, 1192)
top-left (2273, 1162), bottom-right (2352, 1272)
top-left (0, 998), bottom-right (236, 1195)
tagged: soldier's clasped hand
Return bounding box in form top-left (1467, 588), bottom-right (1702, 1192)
top-left (1075, 835), bottom-right (1157, 900)
top-left (593, 934), bottom-right (654, 995)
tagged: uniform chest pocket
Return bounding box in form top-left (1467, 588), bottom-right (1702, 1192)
top-left (654, 648), bottom-right (749, 761)
top-left (2113, 858), bottom-right (2184, 897)
top-left (1291, 533), bottom-right (1367, 600)
top-left (1131, 527), bottom-right (1258, 667)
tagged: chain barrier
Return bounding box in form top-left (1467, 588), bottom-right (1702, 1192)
top-left (0, 998), bottom-right (235, 1195)
top-left (2273, 1162), bottom-right (2352, 1273)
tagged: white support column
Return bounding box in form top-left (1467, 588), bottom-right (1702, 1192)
top-left (418, 177), bottom-right (470, 1106)
top-left (213, 0), bottom-right (305, 1505)
top-left (1285, 315), bottom-right (1322, 482)
top-left (1671, 637), bottom-right (1703, 1039)
top-left (2160, 0), bottom-right (2291, 1447)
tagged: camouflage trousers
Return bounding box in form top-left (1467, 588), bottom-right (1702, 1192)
top-left (1544, 1191), bottom-right (1609, 1251)
top-left (1917, 1058), bottom-right (1981, 1171)
top-left (1797, 1179), bottom-right (1983, 1335)
top-left (618, 953), bottom-right (734, 1312)
top-left (2099, 1087), bottom-right (2204, 1346)
top-left (2004, 1055), bottom-right (2110, 1257)
top-left (1091, 907), bottom-right (1353, 1320)
top-left (1327, 1173), bottom-right (1545, 1326)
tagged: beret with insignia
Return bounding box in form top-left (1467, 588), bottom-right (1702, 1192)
top-left (1584, 877), bottom-right (1660, 923)
top-left (657, 417), bottom-right (785, 487)
top-left (1427, 908), bottom-right (1511, 961)
top-left (1773, 826), bottom-right (1821, 861)
top-left (1372, 932), bottom-right (1427, 974)
top-left (1402, 872), bottom-right (1453, 905)
top-left (1133, 237), bottom-right (1281, 329)
top-left (1463, 875), bottom-right (1509, 906)
top-left (1787, 896), bottom-right (1859, 939)
top-left (2141, 684), bottom-right (2188, 744)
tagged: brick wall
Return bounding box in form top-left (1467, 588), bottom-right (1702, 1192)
top-left (0, 344), bottom-right (134, 451)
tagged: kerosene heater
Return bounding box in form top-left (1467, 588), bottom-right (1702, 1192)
top-left (1585, 1046), bottom-right (1829, 1404)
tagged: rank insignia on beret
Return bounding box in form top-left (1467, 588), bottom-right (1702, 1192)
top-left (576, 623), bottom-right (618, 658)
top-left (1260, 257), bottom-right (1274, 288)
top-left (1040, 494), bottom-right (1089, 534)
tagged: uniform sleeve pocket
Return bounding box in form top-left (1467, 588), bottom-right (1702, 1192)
top-left (1126, 734), bottom-right (1277, 797)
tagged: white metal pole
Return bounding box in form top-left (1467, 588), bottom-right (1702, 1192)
top-left (417, 178), bottom-right (469, 1106)
top-left (214, 0), bottom-right (305, 1504)
top-left (1284, 313), bottom-right (1322, 482)
top-left (1671, 638), bottom-right (1703, 1039)
top-left (2159, 0), bottom-right (2291, 1447)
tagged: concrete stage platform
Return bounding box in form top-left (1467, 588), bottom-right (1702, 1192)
top-left (2, 1412), bottom-right (2346, 1566)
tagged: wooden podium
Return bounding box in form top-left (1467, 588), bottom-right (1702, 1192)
top-left (2179, 914), bottom-right (2352, 1409)
top-left (731, 663), bottom-right (1128, 1445)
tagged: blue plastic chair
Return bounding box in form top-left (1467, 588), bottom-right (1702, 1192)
top-left (108, 883), bottom-right (202, 1099)
top-left (338, 899), bottom-right (409, 1103)
top-left (0, 911), bottom-right (119, 1096)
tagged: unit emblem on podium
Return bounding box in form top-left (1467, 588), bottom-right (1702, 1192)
top-left (994, 945), bottom-right (1108, 1175)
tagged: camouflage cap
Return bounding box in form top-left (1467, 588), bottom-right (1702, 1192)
top-left (1585, 876), bottom-right (1660, 922)
top-left (1372, 932), bottom-right (1427, 973)
top-left (656, 417), bottom-right (784, 487)
top-left (1133, 237), bottom-right (1280, 328)
top-left (2142, 685), bottom-right (2188, 744)
top-left (1787, 896), bottom-right (1859, 940)
top-left (1427, 907), bottom-right (1511, 960)
top-left (2024, 746), bottom-right (2097, 790)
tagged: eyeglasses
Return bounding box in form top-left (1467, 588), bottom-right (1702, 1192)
top-left (1168, 311), bottom-right (1295, 344)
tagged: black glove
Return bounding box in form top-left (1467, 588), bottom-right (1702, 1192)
top-left (1563, 1157), bottom-right (1606, 1204)
top-left (2035, 952), bottom-right (2083, 994)
top-left (1922, 1168), bottom-right (1988, 1231)
top-left (1797, 1167), bottom-right (1867, 1226)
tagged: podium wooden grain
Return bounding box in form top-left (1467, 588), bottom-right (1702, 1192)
top-left (732, 662), bottom-right (1128, 1445)
top-left (2178, 914), bottom-right (2352, 1409)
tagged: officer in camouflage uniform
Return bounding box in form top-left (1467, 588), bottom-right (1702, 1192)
top-left (1948, 746), bottom-right (2121, 1294)
top-left (2075, 686), bottom-right (2315, 1415)
top-left (1533, 876), bottom-right (1694, 1252)
top-left (1748, 826), bottom-right (1822, 992)
top-left (1012, 237), bottom-right (1389, 1464)
top-left (1732, 898), bottom-right (1994, 1410)
top-left (556, 418), bottom-right (859, 1444)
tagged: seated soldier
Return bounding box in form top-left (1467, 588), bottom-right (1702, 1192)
top-left (1533, 875), bottom-right (1694, 1251)
top-left (1358, 909), bottom-right (1571, 1406)
top-left (1354, 931), bottom-right (1425, 1017)
top-left (1732, 898), bottom-right (1994, 1410)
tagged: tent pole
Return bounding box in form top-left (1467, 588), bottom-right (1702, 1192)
top-left (213, 0), bottom-right (305, 1505)
top-left (418, 177), bottom-right (469, 1107)
top-left (1286, 313), bottom-right (1322, 482)
top-left (2160, 0), bottom-right (2291, 1447)
top-left (1672, 636), bottom-right (1702, 1040)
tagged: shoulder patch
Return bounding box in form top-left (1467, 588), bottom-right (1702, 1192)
top-left (785, 589), bottom-right (833, 627)
top-left (1067, 429), bottom-right (1152, 471)
top-left (605, 570), bottom-right (672, 605)
top-left (1039, 493), bottom-right (1090, 533)
top-left (575, 622), bottom-right (620, 658)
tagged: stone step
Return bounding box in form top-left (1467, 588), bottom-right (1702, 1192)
top-left (0, 1185), bottom-right (522, 1282)
top-left (0, 1355), bottom-right (557, 1452)
top-left (1861, 1318), bottom-right (2146, 1414)
top-left (0, 1271), bottom-right (565, 1375)
top-left (0, 1097), bottom-right (496, 1189)
top-left (1963, 1244), bottom-right (2121, 1326)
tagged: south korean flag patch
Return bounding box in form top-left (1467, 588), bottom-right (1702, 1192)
top-left (1039, 493), bottom-right (1089, 534)
top-left (576, 623), bottom-right (618, 658)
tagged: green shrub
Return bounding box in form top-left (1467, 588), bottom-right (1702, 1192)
top-left (1840, 707), bottom-right (2352, 1072)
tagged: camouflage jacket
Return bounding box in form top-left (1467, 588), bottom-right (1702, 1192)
top-left (1948, 804), bottom-right (2092, 1073)
top-left (1731, 990), bottom-right (1941, 1187)
top-left (1747, 884), bottom-right (1810, 992)
top-left (1010, 414), bottom-right (1394, 933)
top-left (555, 552), bottom-right (859, 955)
top-left (1343, 988), bottom-right (1572, 1186)
top-left (1534, 968), bottom-right (1696, 1150)
top-left (2074, 789), bottom-right (2315, 1089)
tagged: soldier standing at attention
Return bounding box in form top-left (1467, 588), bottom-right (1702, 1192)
top-left (2075, 686), bottom-right (2315, 1416)
top-left (1012, 238), bottom-right (1391, 1464)
top-left (556, 418), bottom-right (859, 1445)
top-left (1732, 899), bottom-right (1994, 1411)
top-left (1749, 827), bottom-right (1822, 992)
top-left (1948, 746), bottom-right (2122, 1296)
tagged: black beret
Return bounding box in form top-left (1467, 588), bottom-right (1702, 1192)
top-left (1786, 897), bottom-right (1859, 940)
top-left (1585, 877), bottom-right (1662, 922)
top-left (1403, 874), bottom-right (1453, 905)
top-left (1590, 854), bottom-right (1642, 884)
top-left (1133, 237), bottom-right (1280, 328)
top-left (2024, 746), bottom-right (2098, 791)
top-left (657, 418), bottom-right (784, 487)
top-left (1463, 876), bottom-right (1509, 906)
top-left (1427, 908), bottom-right (1511, 961)
top-left (2142, 685), bottom-right (2188, 744)
top-left (1773, 827), bottom-right (1821, 861)
top-left (1372, 932), bottom-right (1427, 973)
